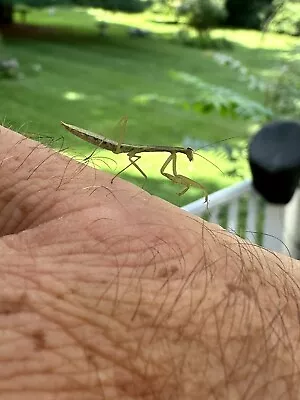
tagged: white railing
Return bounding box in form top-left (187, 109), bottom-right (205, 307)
top-left (182, 179), bottom-right (287, 255)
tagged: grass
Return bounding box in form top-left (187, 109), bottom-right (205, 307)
top-left (1, 6), bottom-right (299, 206)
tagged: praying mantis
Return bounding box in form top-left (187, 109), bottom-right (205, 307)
top-left (61, 117), bottom-right (209, 201)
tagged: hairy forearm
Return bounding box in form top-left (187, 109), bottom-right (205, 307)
top-left (1, 124), bottom-right (300, 399)
top-left (1, 226), bottom-right (300, 400)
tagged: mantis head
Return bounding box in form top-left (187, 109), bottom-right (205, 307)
top-left (186, 147), bottom-right (194, 162)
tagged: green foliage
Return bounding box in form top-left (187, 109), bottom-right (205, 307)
top-left (267, 1), bottom-right (300, 36)
top-left (225, 0), bottom-right (274, 29)
top-left (135, 71), bottom-right (273, 122)
top-left (212, 52), bottom-right (268, 92)
top-left (188, 0), bottom-right (227, 33)
top-left (212, 50), bottom-right (300, 119)
top-left (172, 71), bottom-right (273, 121)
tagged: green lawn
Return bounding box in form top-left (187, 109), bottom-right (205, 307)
top-left (1, 7), bottom-right (298, 206)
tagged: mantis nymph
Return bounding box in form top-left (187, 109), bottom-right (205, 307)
top-left (61, 117), bottom-right (209, 201)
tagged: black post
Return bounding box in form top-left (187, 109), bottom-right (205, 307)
top-left (248, 120), bottom-right (300, 258)
top-left (249, 120), bottom-right (300, 204)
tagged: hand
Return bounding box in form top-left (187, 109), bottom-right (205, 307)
top-left (0, 124), bottom-right (299, 400)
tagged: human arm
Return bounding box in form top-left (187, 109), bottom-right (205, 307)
top-left (0, 124), bottom-right (300, 399)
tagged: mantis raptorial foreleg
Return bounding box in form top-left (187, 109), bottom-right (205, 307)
top-left (160, 152), bottom-right (208, 201)
top-left (160, 152), bottom-right (175, 175)
top-left (160, 153), bottom-right (190, 195)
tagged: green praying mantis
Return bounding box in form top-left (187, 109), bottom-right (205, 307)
top-left (61, 117), bottom-right (217, 202)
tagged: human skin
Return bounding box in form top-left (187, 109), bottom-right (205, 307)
top-left (0, 124), bottom-right (300, 400)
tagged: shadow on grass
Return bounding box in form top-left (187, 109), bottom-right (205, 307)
top-left (1, 22), bottom-right (159, 51)
top-left (1, 21), bottom-right (295, 67)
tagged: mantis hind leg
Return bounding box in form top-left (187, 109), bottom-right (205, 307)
top-left (111, 153), bottom-right (148, 184)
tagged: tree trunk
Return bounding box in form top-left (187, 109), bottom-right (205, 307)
top-left (0, 2), bottom-right (14, 26)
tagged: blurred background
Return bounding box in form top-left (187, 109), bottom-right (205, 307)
top-left (0, 0), bottom-right (299, 207)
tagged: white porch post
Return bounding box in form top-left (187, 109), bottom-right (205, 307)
top-left (262, 203), bottom-right (286, 254)
top-left (283, 186), bottom-right (300, 259)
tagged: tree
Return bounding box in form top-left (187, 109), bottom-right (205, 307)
top-left (225, 0), bottom-right (274, 29)
top-left (0, 1), bottom-right (13, 24)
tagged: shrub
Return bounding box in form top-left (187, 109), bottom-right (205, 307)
top-left (265, 61), bottom-right (300, 118)
top-left (177, 30), bottom-right (233, 50)
top-left (188, 0), bottom-right (227, 33)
